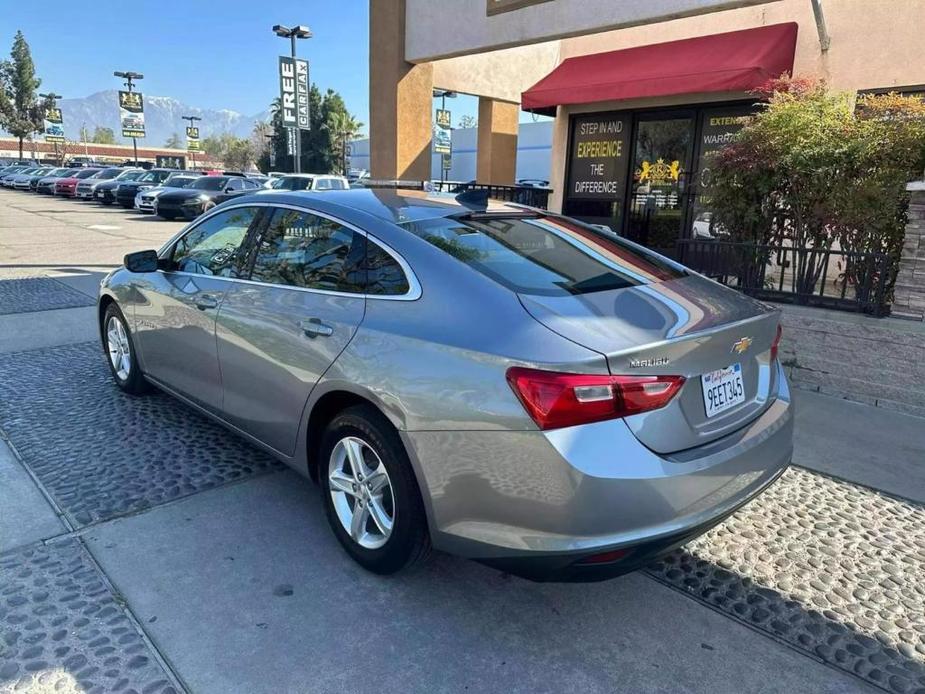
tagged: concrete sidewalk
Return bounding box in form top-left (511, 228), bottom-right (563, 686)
top-left (793, 388), bottom-right (925, 503)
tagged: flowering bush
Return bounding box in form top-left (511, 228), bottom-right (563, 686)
top-left (707, 77), bottom-right (925, 301)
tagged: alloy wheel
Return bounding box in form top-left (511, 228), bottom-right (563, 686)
top-left (106, 315), bottom-right (131, 381)
top-left (328, 436), bottom-right (395, 550)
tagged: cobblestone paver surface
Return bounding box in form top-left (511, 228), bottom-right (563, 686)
top-left (0, 277), bottom-right (95, 315)
top-left (649, 467), bottom-right (925, 693)
top-left (0, 342), bottom-right (280, 527)
top-left (0, 539), bottom-right (177, 694)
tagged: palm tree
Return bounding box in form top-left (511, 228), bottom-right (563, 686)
top-left (325, 111), bottom-right (364, 175)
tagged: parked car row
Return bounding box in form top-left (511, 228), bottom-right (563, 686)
top-left (1, 164), bottom-right (351, 222)
top-left (0, 164), bottom-right (327, 221)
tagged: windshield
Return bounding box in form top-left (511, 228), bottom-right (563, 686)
top-left (271, 176), bottom-right (313, 190)
top-left (169, 177), bottom-right (198, 188)
top-left (74, 169), bottom-right (101, 179)
top-left (401, 214), bottom-right (684, 297)
top-left (95, 169), bottom-right (122, 180)
top-left (115, 170), bottom-right (144, 181)
top-left (190, 177), bottom-right (228, 191)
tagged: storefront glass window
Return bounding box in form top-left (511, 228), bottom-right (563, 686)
top-left (626, 115), bottom-right (693, 256)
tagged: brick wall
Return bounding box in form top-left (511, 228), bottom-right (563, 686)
top-left (893, 183), bottom-right (925, 320)
top-left (780, 304), bottom-right (925, 418)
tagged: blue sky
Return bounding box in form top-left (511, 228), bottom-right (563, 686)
top-left (1, 0), bottom-right (489, 134)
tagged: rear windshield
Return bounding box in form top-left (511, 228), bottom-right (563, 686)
top-left (401, 214), bottom-right (684, 296)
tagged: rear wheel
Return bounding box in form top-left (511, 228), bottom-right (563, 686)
top-left (102, 303), bottom-right (150, 395)
top-left (320, 405), bottom-right (430, 574)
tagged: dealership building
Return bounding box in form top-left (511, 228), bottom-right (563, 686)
top-left (369, 0), bottom-right (925, 254)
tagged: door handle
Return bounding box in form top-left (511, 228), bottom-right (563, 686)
top-left (300, 318), bottom-right (334, 338)
top-left (195, 294), bottom-right (219, 310)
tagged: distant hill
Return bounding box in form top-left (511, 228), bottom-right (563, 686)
top-left (13, 90), bottom-right (270, 147)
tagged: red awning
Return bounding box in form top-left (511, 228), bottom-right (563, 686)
top-left (522, 23), bottom-right (798, 114)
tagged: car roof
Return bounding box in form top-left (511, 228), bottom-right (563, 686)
top-left (241, 188), bottom-right (525, 225)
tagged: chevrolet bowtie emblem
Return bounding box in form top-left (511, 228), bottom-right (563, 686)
top-left (731, 337), bottom-right (753, 355)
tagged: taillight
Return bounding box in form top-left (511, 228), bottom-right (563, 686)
top-left (506, 367), bottom-right (685, 431)
top-left (770, 324), bottom-right (783, 362)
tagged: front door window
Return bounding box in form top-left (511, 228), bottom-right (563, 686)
top-left (626, 115), bottom-right (694, 256)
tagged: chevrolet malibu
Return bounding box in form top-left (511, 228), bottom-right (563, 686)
top-left (97, 189), bottom-right (792, 581)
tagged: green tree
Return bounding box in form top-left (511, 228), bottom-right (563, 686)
top-left (164, 132), bottom-right (182, 149)
top-left (91, 126), bottom-right (116, 144)
top-left (326, 110), bottom-right (364, 174)
top-left (266, 86), bottom-right (361, 174)
top-left (0, 31), bottom-right (49, 160)
top-left (223, 136), bottom-right (257, 171)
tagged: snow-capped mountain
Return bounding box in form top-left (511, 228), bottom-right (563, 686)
top-left (50, 90), bottom-right (270, 146)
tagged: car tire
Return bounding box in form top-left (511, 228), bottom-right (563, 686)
top-left (102, 303), bottom-right (150, 395)
top-left (320, 404), bottom-right (430, 575)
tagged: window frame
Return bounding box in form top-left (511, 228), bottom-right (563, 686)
top-left (156, 202), bottom-right (421, 301)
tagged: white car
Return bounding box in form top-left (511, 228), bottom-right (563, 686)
top-left (266, 174), bottom-right (349, 192)
top-left (135, 173), bottom-right (203, 213)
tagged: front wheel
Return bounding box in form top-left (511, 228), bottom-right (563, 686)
top-left (320, 405), bottom-right (430, 574)
top-left (102, 303), bottom-right (150, 395)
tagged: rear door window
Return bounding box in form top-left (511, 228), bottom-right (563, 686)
top-left (400, 214), bottom-right (684, 296)
top-left (250, 208), bottom-right (365, 292)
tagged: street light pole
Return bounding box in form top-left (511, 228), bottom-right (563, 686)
top-left (182, 115), bottom-right (201, 170)
top-left (113, 71), bottom-right (144, 166)
top-left (38, 92), bottom-right (63, 164)
top-left (272, 24), bottom-right (312, 174)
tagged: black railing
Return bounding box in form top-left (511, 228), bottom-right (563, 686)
top-left (676, 239), bottom-right (893, 316)
top-left (430, 181), bottom-right (551, 209)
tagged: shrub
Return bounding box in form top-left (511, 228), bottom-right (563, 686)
top-left (707, 77), bottom-right (925, 303)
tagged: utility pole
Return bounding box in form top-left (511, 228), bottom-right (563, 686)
top-left (182, 115), bottom-right (201, 170)
top-left (114, 71), bottom-right (144, 166)
top-left (273, 24), bottom-right (312, 174)
top-left (38, 92), bottom-right (63, 165)
top-left (433, 89), bottom-right (457, 184)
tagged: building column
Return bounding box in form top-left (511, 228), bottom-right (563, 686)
top-left (369, 0), bottom-right (433, 181)
top-left (892, 181), bottom-right (925, 320)
top-left (476, 97), bottom-right (519, 185)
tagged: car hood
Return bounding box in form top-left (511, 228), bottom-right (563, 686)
top-left (158, 189), bottom-right (212, 202)
top-left (57, 178), bottom-right (79, 184)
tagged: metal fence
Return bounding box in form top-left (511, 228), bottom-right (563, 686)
top-left (430, 181), bottom-right (551, 209)
top-left (676, 239), bottom-right (893, 316)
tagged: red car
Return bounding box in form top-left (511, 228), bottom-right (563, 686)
top-left (55, 168), bottom-right (102, 196)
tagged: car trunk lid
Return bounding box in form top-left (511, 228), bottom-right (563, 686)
top-left (519, 273), bottom-right (781, 453)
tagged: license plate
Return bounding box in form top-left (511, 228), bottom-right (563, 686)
top-left (701, 363), bottom-right (745, 418)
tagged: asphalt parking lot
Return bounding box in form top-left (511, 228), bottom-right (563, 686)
top-left (1, 188), bottom-right (924, 694)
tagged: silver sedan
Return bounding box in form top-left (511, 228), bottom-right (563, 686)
top-left (98, 189), bottom-right (792, 581)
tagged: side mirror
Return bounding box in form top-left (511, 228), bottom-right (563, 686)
top-left (224, 186), bottom-right (235, 193)
top-left (124, 249), bottom-right (159, 273)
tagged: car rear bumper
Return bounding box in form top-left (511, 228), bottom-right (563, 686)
top-left (402, 362), bottom-right (793, 581)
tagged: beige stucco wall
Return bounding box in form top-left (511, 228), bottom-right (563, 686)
top-left (558, 0), bottom-right (925, 94)
top-left (404, 0), bottom-right (779, 62)
top-left (431, 42), bottom-right (561, 103)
